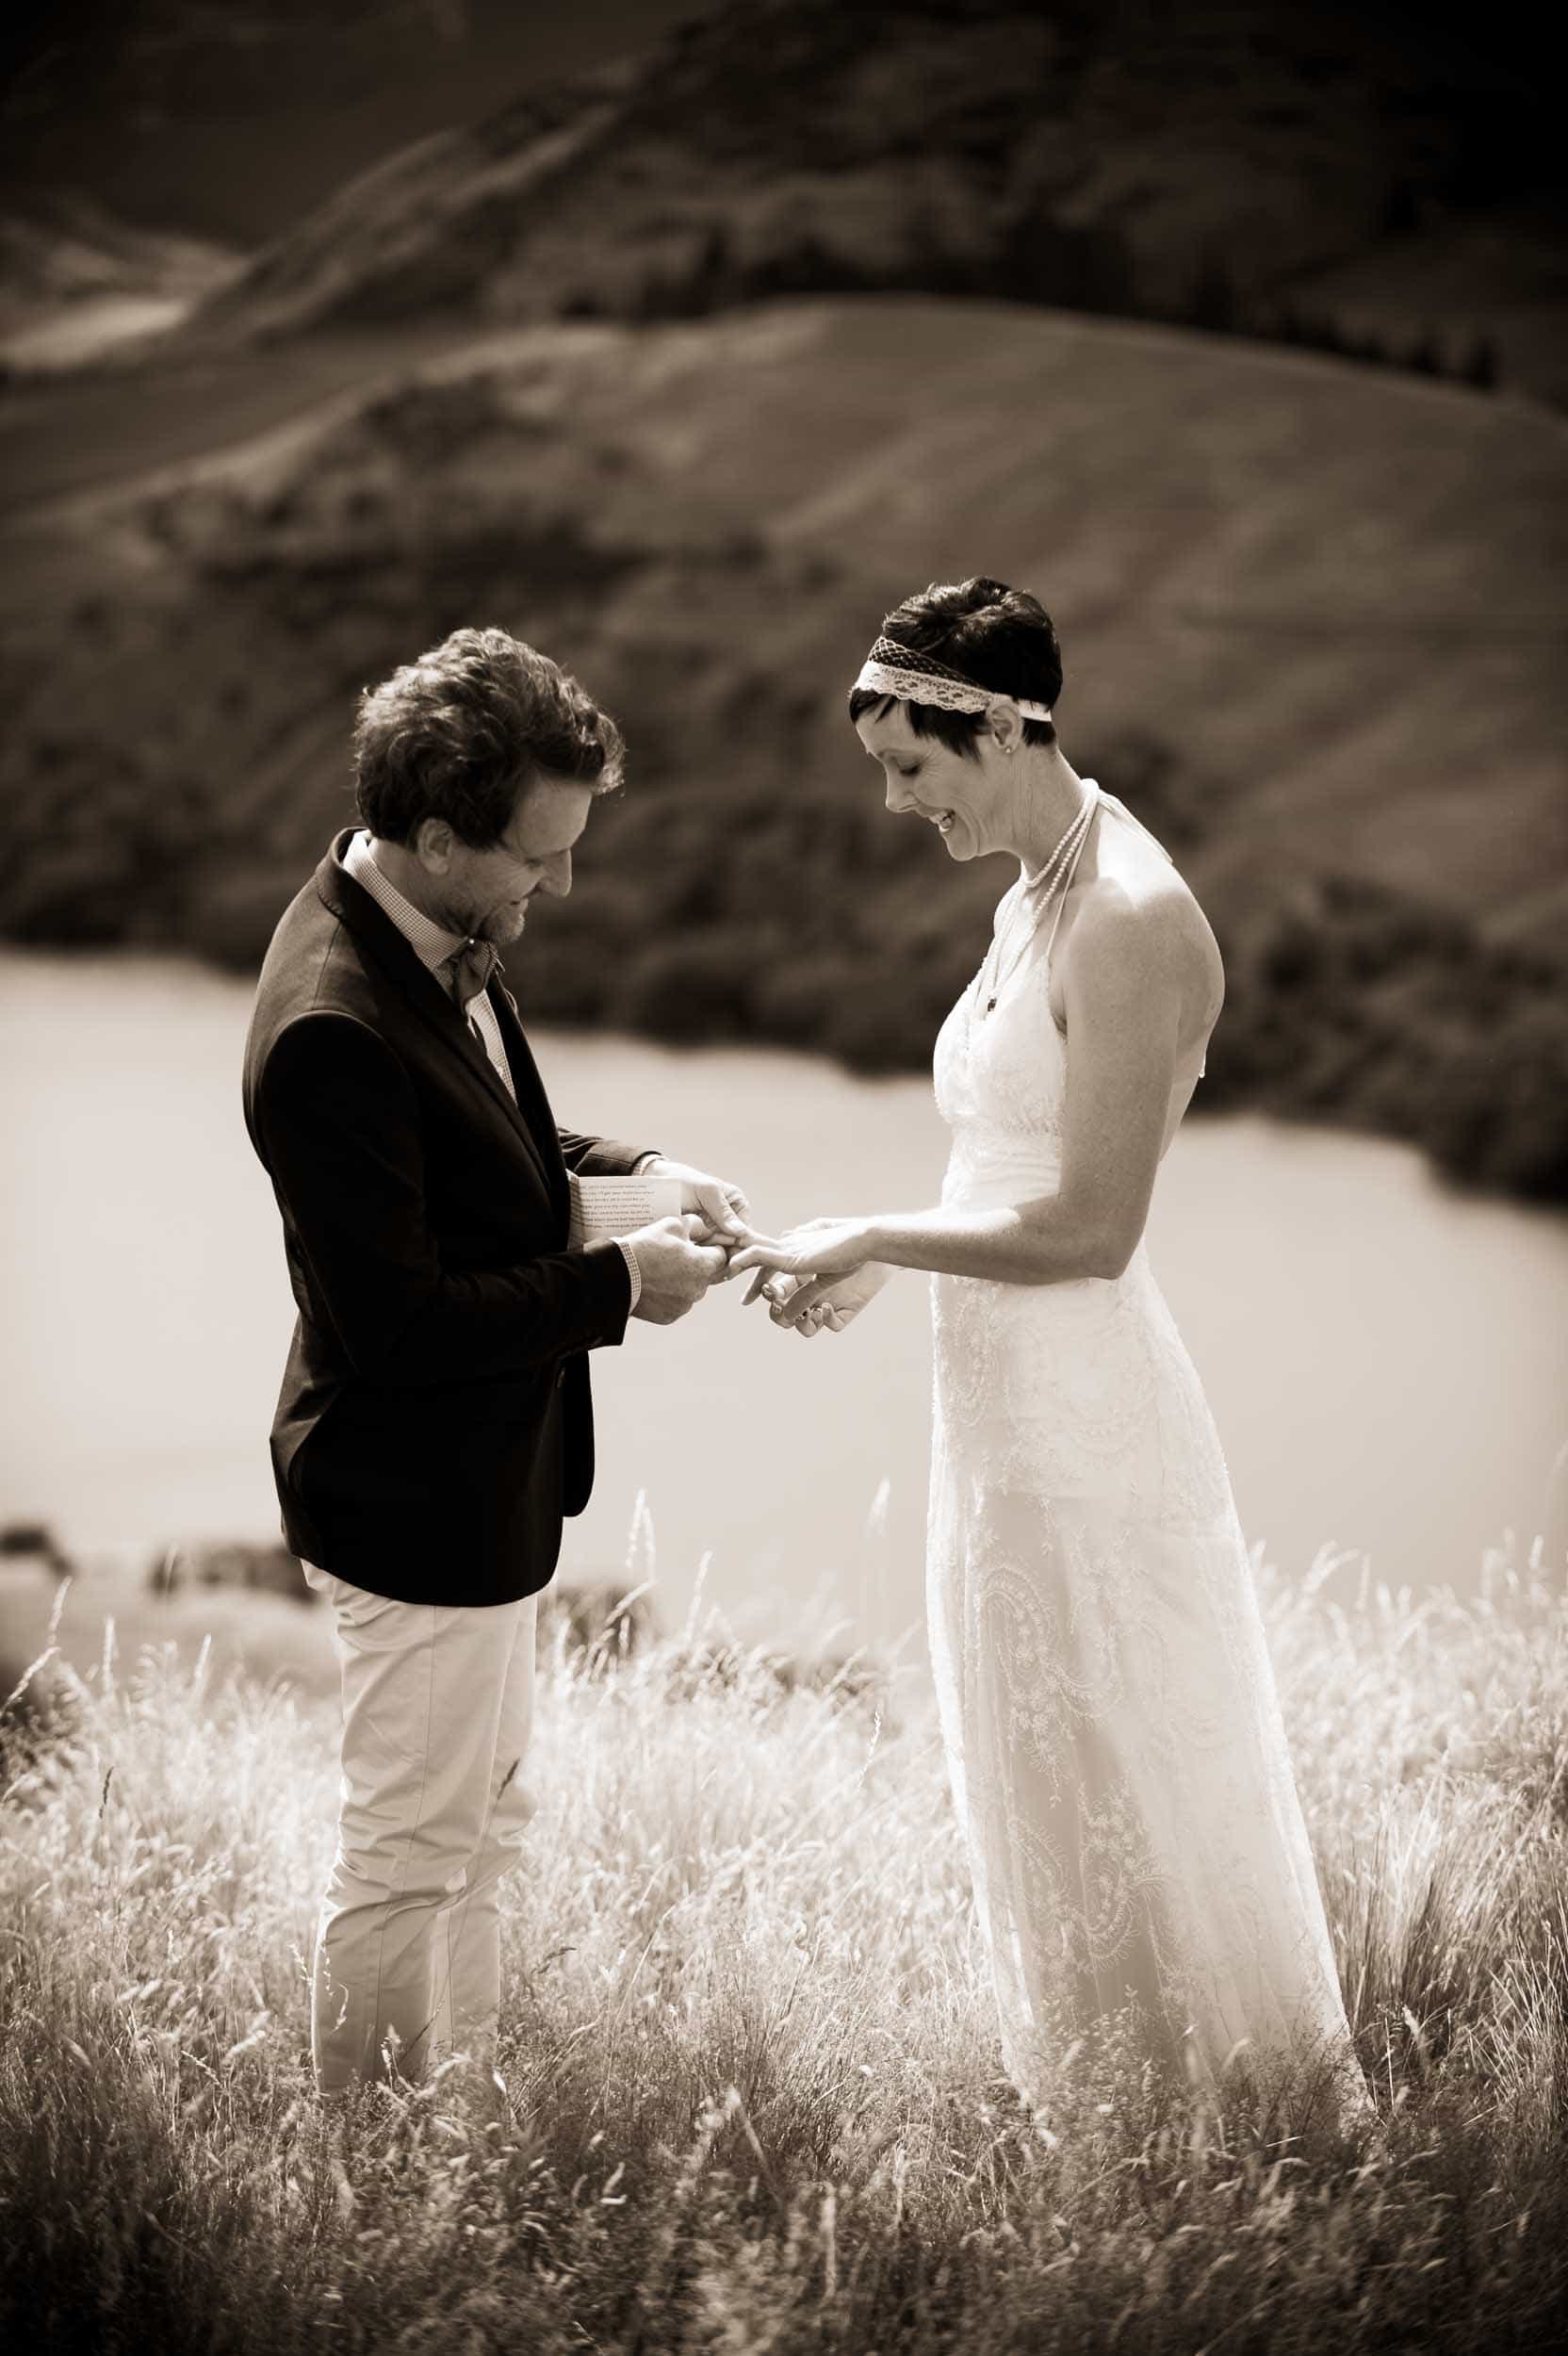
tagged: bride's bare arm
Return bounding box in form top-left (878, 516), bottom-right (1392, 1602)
top-left (733, 895), bottom-right (1189, 1301)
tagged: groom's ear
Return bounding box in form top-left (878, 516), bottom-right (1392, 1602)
top-left (413, 817), bottom-right (455, 872)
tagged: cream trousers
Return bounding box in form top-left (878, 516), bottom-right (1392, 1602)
top-left (302, 1562), bottom-right (539, 2094)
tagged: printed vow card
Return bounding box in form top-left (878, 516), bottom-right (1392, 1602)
top-left (567, 1173), bottom-right (682, 1248)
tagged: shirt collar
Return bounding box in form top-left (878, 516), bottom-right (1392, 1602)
top-left (343, 828), bottom-right (466, 974)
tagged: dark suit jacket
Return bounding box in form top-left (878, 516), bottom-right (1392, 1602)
top-left (241, 829), bottom-right (653, 1607)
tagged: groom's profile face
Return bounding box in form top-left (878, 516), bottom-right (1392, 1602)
top-left (423, 776), bottom-right (595, 944)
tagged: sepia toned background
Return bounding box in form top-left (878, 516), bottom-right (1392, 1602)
top-left (2, 0), bottom-right (1565, 1686)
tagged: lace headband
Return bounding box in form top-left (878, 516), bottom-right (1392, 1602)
top-left (853, 635), bottom-right (1053, 723)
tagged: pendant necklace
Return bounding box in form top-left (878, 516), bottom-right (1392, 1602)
top-left (976, 785), bottom-right (1097, 1016)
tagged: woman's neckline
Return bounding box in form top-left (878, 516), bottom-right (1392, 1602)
top-left (1019, 778), bottom-right (1100, 890)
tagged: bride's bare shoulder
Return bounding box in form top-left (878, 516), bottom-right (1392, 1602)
top-left (1061, 860), bottom-right (1225, 1030)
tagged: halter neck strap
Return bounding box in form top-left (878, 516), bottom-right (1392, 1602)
top-left (1035, 782), bottom-right (1177, 963)
top-left (1094, 786), bottom-right (1174, 865)
top-left (1038, 780), bottom-right (1101, 964)
top-left (985, 782), bottom-right (1179, 1015)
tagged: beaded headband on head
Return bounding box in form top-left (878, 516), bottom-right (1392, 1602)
top-left (853, 634), bottom-right (1053, 723)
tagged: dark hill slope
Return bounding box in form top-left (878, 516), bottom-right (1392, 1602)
top-left (0, 193), bottom-right (237, 368)
top-left (0, 1), bottom-right (701, 247)
top-left (184, 0), bottom-right (1566, 403)
top-left (3, 298), bottom-right (1563, 1199)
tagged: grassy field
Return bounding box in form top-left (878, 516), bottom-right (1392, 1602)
top-left (2, 1543), bottom-right (1565, 2353)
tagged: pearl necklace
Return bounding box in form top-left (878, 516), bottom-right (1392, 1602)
top-left (975, 785), bottom-right (1097, 1016)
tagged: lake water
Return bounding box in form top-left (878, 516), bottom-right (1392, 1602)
top-left (3, 947), bottom-right (1564, 1648)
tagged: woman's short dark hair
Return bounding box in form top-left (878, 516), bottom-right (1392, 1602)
top-left (847, 577), bottom-right (1062, 757)
top-left (354, 627), bottom-right (626, 846)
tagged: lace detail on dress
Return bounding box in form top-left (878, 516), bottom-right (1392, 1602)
top-left (926, 787), bottom-right (1367, 2114)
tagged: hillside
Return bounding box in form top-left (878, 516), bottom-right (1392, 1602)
top-left (172, 0), bottom-right (1566, 405)
top-left (2, 297), bottom-right (1564, 1201)
top-left (0, 1), bottom-right (703, 248)
top-left (0, 192), bottom-right (238, 369)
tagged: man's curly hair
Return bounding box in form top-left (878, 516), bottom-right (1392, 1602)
top-left (354, 627), bottom-right (626, 847)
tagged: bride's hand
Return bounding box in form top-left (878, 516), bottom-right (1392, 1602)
top-left (729, 1216), bottom-right (875, 1289)
top-left (748, 1261), bottom-right (890, 1336)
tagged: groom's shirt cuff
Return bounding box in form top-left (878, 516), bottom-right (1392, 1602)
top-left (620, 1153), bottom-right (661, 1308)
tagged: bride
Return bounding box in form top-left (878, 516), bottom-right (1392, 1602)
top-left (730, 577), bottom-right (1368, 2116)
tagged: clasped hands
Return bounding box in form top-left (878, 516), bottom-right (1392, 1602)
top-left (630, 1154), bottom-right (885, 1338)
top-left (730, 1219), bottom-right (889, 1336)
top-left (629, 1159), bottom-right (884, 1336)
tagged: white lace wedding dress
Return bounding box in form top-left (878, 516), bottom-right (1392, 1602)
top-left (927, 782), bottom-right (1365, 2109)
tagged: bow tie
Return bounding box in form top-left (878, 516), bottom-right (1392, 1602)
top-left (446, 938), bottom-right (500, 1012)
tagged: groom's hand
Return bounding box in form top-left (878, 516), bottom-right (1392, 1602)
top-left (638, 1157), bottom-right (750, 1255)
top-left (626, 1214), bottom-right (729, 1326)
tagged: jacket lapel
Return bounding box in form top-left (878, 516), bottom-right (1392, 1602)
top-left (316, 836), bottom-right (557, 1203)
top-left (491, 973), bottom-right (569, 1216)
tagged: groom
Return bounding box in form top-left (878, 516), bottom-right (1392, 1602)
top-left (242, 626), bottom-right (745, 2105)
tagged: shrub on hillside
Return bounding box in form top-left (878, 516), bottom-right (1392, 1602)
top-left (1415, 1000), bottom-right (1568, 1203)
top-left (1199, 870), bottom-right (1568, 1200)
top-left (612, 927), bottom-right (765, 1044)
top-left (178, 862), bottom-right (306, 972)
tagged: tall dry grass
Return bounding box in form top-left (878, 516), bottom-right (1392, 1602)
top-left (2, 1545), bottom-right (1564, 2353)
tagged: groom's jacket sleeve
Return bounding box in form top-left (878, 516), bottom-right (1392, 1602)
top-left (557, 1127), bottom-right (647, 1174)
top-left (253, 1010), bottom-right (633, 1390)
